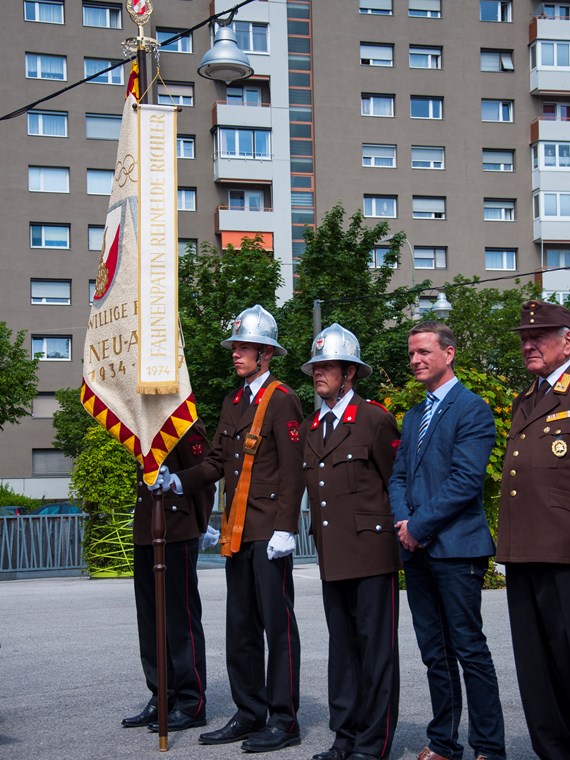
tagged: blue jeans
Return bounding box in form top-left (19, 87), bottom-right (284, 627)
top-left (404, 552), bottom-right (505, 760)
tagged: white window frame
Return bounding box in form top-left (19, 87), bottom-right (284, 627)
top-left (482, 149), bottom-right (514, 171)
top-left (24, 1), bottom-right (63, 23)
top-left (412, 196), bottom-right (446, 219)
top-left (157, 28), bottom-right (192, 54)
top-left (409, 46), bottom-right (443, 69)
top-left (542, 4), bottom-right (570, 19)
top-left (481, 99), bottom-right (513, 122)
top-left (31, 279), bottom-right (71, 305)
top-left (177, 136), bottom-right (195, 159)
top-left (85, 113), bottom-right (121, 140)
top-left (484, 199), bottom-right (516, 221)
top-left (480, 50), bottom-right (514, 72)
top-left (88, 226), bottom-right (104, 251)
top-left (363, 195), bottom-right (397, 218)
top-left (411, 145), bottom-right (445, 169)
top-left (32, 335), bottom-right (71, 361)
top-left (369, 245), bottom-right (398, 268)
top-left (360, 0), bottom-right (393, 15)
top-left (28, 166), bottom-right (69, 193)
top-left (157, 83), bottom-right (194, 107)
top-left (27, 109), bottom-right (67, 137)
top-left (410, 96), bottom-right (443, 119)
top-left (361, 94), bottom-right (395, 117)
top-left (178, 188), bottom-right (196, 211)
top-left (232, 21), bottom-right (269, 53)
top-left (30, 223), bottom-right (70, 249)
top-left (226, 85), bottom-right (262, 107)
top-left (408, 0), bottom-right (441, 17)
top-left (228, 189), bottom-right (264, 212)
top-left (542, 142), bottom-right (570, 168)
top-left (84, 58), bottom-right (124, 85)
top-left (545, 250), bottom-right (570, 268)
top-left (542, 191), bottom-right (570, 217)
top-left (542, 102), bottom-right (570, 119)
top-left (414, 246), bottom-right (447, 269)
top-left (360, 43), bottom-right (394, 67)
top-left (82, 2), bottom-right (121, 29)
top-left (87, 169), bottom-right (113, 195)
top-left (25, 53), bottom-right (66, 81)
top-left (533, 41), bottom-right (570, 68)
top-left (362, 144), bottom-right (396, 168)
top-left (485, 248), bottom-right (517, 270)
top-left (217, 128), bottom-right (271, 160)
top-left (480, 1), bottom-right (512, 22)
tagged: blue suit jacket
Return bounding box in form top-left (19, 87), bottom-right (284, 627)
top-left (388, 381), bottom-right (496, 560)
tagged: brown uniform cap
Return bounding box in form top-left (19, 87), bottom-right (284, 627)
top-left (513, 300), bottom-right (570, 331)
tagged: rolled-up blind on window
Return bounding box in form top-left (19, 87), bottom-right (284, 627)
top-left (360, 0), bottom-right (392, 9)
top-left (409, 0), bottom-right (441, 10)
top-left (483, 149), bottom-right (513, 163)
top-left (413, 197), bottom-right (445, 213)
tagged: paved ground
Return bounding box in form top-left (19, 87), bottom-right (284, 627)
top-left (0, 563), bottom-right (536, 760)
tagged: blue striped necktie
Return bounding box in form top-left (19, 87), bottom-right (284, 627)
top-left (417, 392), bottom-right (437, 450)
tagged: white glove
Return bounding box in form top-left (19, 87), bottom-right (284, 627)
top-left (267, 530), bottom-right (296, 560)
top-left (199, 525), bottom-right (220, 550)
top-left (148, 465), bottom-right (173, 492)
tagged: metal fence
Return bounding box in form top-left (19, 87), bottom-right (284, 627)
top-left (0, 510), bottom-right (316, 580)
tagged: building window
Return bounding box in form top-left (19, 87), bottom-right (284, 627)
top-left (545, 249), bottom-right (570, 268)
top-left (157, 28), bottom-right (192, 53)
top-left (32, 393), bottom-right (59, 418)
top-left (532, 41), bottom-right (570, 68)
top-left (28, 166), bottom-right (69, 193)
top-left (484, 199), bottom-right (515, 221)
top-left (177, 136), bottom-right (195, 159)
top-left (89, 280), bottom-right (96, 304)
top-left (411, 145), bottom-right (444, 169)
top-left (485, 248), bottom-right (516, 270)
top-left (543, 102), bottom-right (570, 119)
top-left (27, 110), bottom-right (67, 137)
top-left (480, 49), bottom-right (514, 72)
top-left (412, 196), bottom-right (446, 219)
top-left (157, 83), bottom-right (193, 107)
top-left (178, 188), bottom-right (196, 211)
top-left (228, 189), bottom-right (264, 211)
top-left (410, 96), bottom-right (442, 119)
top-left (87, 169), bottom-right (113, 195)
top-left (360, 43), bottom-right (394, 67)
top-left (482, 149), bottom-right (514, 171)
top-left (25, 53), bottom-right (66, 80)
top-left (32, 449), bottom-right (71, 476)
top-left (409, 0), bottom-right (441, 17)
top-left (178, 239), bottom-right (197, 257)
top-left (30, 223), bottom-right (70, 249)
top-left (542, 192), bottom-right (570, 217)
top-left (480, 1), bottom-right (512, 22)
top-left (542, 4), bottom-right (570, 20)
top-left (409, 46), bottom-right (442, 69)
top-left (85, 113), bottom-right (121, 140)
top-left (226, 85), bottom-right (262, 106)
top-left (232, 21), bottom-right (268, 53)
top-left (414, 246), bottom-right (447, 269)
top-left (88, 225), bottom-right (104, 251)
top-left (32, 335), bottom-right (71, 360)
top-left (82, 2), bottom-right (121, 28)
top-left (363, 195), bottom-right (397, 218)
top-left (481, 99), bottom-right (513, 122)
top-left (360, 0), bottom-right (393, 15)
top-left (362, 144), bottom-right (396, 168)
top-left (24, 1), bottom-right (63, 23)
top-left (84, 58), bottom-right (123, 85)
top-left (218, 128), bottom-right (271, 159)
top-left (361, 93), bottom-right (395, 117)
top-left (542, 142), bottom-right (570, 168)
top-left (31, 279), bottom-right (71, 305)
top-left (369, 245), bottom-right (397, 268)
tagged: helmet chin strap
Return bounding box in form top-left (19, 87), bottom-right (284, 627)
top-left (243, 348), bottom-right (264, 381)
top-left (336, 374), bottom-right (348, 403)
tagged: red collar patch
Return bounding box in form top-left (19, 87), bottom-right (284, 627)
top-left (342, 404), bottom-right (358, 423)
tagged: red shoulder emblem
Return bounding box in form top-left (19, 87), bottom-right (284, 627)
top-left (342, 404), bottom-right (358, 423)
top-left (187, 434), bottom-right (204, 457)
top-left (287, 420), bottom-right (300, 442)
top-left (366, 399), bottom-right (389, 413)
top-left (310, 411), bottom-right (320, 430)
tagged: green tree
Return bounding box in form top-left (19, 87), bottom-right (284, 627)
top-left (178, 235), bottom-right (283, 433)
top-left (0, 323), bottom-right (39, 429)
top-left (52, 387), bottom-right (96, 459)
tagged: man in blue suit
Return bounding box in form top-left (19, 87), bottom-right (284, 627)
top-left (389, 322), bottom-right (505, 760)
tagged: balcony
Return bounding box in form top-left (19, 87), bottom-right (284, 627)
top-left (213, 153), bottom-right (274, 183)
top-left (530, 116), bottom-right (570, 142)
top-left (533, 218), bottom-right (570, 242)
top-left (531, 67), bottom-right (570, 94)
top-left (215, 204), bottom-right (275, 233)
top-left (211, 100), bottom-right (272, 130)
top-left (530, 14), bottom-right (570, 43)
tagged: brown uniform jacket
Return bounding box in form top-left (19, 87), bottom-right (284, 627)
top-left (178, 375), bottom-right (304, 542)
top-left (497, 372), bottom-right (570, 564)
top-left (134, 419), bottom-right (215, 546)
top-left (299, 395), bottom-right (401, 582)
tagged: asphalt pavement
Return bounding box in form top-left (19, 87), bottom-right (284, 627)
top-left (0, 562), bottom-right (536, 760)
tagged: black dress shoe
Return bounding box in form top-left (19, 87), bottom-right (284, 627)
top-left (147, 708), bottom-right (206, 732)
top-left (121, 703), bottom-right (158, 728)
top-left (241, 725), bottom-right (301, 753)
top-left (313, 747), bottom-right (350, 760)
top-left (198, 718), bottom-right (262, 745)
top-left (347, 753), bottom-right (378, 760)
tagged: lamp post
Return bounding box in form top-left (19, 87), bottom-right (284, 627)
top-left (432, 291), bottom-right (453, 319)
top-left (380, 234), bottom-right (419, 320)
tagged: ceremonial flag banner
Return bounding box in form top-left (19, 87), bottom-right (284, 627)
top-left (82, 64), bottom-right (197, 486)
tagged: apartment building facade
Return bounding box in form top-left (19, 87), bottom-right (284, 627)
top-left (1, 0), bottom-right (569, 497)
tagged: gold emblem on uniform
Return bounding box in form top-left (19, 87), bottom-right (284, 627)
top-left (552, 439), bottom-right (568, 458)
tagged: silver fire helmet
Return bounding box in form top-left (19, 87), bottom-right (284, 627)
top-left (220, 304), bottom-right (287, 356)
top-left (301, 323), bottom-right (372, 379)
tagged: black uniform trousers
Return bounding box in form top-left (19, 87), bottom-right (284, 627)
top-left (133, 538), bottom-right (206, 717)
top-left (322, 572), bottom-right (400, 758)
top-left (225, 540), bottom-right (300, 732)
top-left (505, 563), bottom-right (570, 760)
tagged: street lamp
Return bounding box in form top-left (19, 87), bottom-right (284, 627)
top-left (198, 24), bottom-right (254, 83)
top-left (432, 291), bottom-right (453, 319)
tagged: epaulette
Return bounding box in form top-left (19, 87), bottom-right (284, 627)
top-left (524, 379), bottom-right (538, 398)
top-left (254, 384), bottom-right (288, 404)
top-left (553, 372), bottom-right (570, 394)
top-left (366, 399), bottom-right (389, 413)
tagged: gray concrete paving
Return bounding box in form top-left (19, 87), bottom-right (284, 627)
top-left (0, 563), bottom-right (535, 760)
